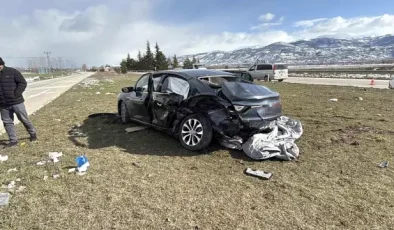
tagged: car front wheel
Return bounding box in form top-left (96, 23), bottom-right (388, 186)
top-left (179, 114), bottom-right (212, 151)
top-left (120, 101), bottom-right (131, 124)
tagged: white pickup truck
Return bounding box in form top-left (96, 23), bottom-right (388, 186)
top-left (193, 64), bottom-right (207, 69)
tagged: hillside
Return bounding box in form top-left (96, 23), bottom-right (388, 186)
top-left (178, 35), bottom-right (394, 66)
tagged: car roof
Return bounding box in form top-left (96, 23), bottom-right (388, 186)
top-left (155, 69), bottom-right (234, 80)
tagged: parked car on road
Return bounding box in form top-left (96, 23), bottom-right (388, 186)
top-left (247, 63), bottom-right (288, 82)
top-left (118, 69), bottom-right (282, 151)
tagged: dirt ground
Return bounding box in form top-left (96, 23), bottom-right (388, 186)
top-left (0, 72), bottom-right (394, 229)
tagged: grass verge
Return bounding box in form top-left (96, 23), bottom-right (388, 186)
top-left (0, 72), bottom-right (394, 229)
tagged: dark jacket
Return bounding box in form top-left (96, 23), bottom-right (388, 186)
top-left (0, 66), bottom-right (27, 107)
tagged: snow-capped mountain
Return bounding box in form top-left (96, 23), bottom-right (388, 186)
top-left (178, 35), bottom-right (394, 66)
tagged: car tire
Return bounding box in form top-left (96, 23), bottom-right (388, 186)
top-left (119, 101), bottom-right (131, 124)
top-left (264, 76), bottom-right (269, 82)
top-left (179, 114), bottom-right (213, 151)
top-left (278, 79), bottom-right (284, 82)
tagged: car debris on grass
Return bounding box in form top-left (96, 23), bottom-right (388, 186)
top-left (244, 168), bottom-right (273, 180)
top-left (0, 155), bottom-right (8, 162)
top-left (378, 161), bottom-right (389, 168)
top-left (0, 193), bottom-right (10, 206)
top-left (125, 126), bottom-right (149, 133)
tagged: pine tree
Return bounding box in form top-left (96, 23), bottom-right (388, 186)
top-left (183, 57), bottom-right (193, 69)
top-left (154, 42), bottom-right (168, 70)
top-left (120, 59), bottom-right (127, 74)
top-left (145, 41), bottom-right (155, 70)
top-left (192, 56), bottom-right (197, 64)
top-left (167, 57), bottom-right (172, 68)
top-left (173, 54), bottom-right (179, 68)
top-left (136, 50), bottom-right (142, 70)
top-left (126, 53), bottom-right (136, 70)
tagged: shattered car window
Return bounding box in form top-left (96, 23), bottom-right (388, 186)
top-left (161, 76), bottom-right (190, 99)
top-left (153, 76), bottom-right (162, 91)
top-left (198, 76), bottom-right (240, 87)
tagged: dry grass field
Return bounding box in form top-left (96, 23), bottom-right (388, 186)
top-left (0, 72), bottom-right (393, 229)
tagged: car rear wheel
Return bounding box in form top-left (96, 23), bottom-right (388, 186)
top-left (120, 101), bottom-right (131, 124)
top-left (278, 79), bottom-right (284, 82)
top-left (179, 114), bottom-right (212, 151)
top-left (264, 75), bottom-right (269, 82)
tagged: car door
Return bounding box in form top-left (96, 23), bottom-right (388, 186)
top-left (151, 75), bottom-right (189, 128)
top-left (128, 73), bottom-right (151, 123)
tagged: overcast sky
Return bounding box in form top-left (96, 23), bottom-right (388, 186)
top-left (1, 0), bottom-right (394, 67)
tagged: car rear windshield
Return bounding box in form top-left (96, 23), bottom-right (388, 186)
top-left (198, 76), bottom-right (241, 88)
top-left (275, 64), bottom-right (287, 70)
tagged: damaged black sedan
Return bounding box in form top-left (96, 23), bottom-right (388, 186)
top-left (118, 69), bottom-right (282, 151)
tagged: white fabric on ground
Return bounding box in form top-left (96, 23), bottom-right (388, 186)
top-left (242, 116), bottom-right (303, 161)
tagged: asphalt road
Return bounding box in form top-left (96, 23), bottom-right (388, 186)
top-left (0, 72), bottom-right (94, 135)
top-left (285, 77), bottom-right (389, 89)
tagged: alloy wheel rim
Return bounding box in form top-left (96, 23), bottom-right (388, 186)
top-left (181, 119), bottom-right (203, 146)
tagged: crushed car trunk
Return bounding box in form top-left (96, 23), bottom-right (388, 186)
top-left (219, 81), bottom-right (282, 130)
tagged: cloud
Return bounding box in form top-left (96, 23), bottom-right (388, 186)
top-left (294, 18), bottom-right (328, 27)
top-left (250, 22), bottom-right (282, 31)
top-left (258, 13), bottom-right (275, 22)
top-left (293, 14), bottom-right (394, 39)
top-left (1, 2), bottom-right (394, 67)
top-left (251, 14), bottom-right (284, 31)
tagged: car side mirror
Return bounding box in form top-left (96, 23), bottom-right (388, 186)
top-left (135, 87), bottom-right (143, 92)
top-left (122, 87), bottom-right (134, 93)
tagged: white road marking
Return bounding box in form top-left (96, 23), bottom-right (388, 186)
top-left (27, 89), bottom-right (51, 99)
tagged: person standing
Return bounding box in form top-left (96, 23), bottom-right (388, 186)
top-left (0, 57), bottom-right (37, 147)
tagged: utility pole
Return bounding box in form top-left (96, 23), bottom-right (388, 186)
top-left (44, 51), bottom-right (51, 74)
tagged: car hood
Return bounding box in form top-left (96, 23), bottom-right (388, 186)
top-left (220, 82), bottom-right (280, 105)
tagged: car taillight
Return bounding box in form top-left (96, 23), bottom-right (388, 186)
top-left (273, 102), bottom-right (281, 108)
top-left (273, 65), bottom-right (276, 71)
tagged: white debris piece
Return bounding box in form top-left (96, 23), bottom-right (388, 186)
top-left (242, 116), bottom-right (303, 161)
top-left (329, 98), bottom-right (338, 102)
top-left (96, 92), bottom-right (101, 95)
top-left (0, 155), bottom-right (8, 162)
top-left (16, 178), bottom-right (21, 182)
top-left (68, 168), bottom-right (76, 173)
top-left (0, 193), bottom-right (10, 206)
top-left (49, 152), bottom-right (63, 163)
top-left (106, 92), bottom-right (115, 95)
top-left (244, 168), bottom-right (273, 180)
top-left (358, 97), bottom-right (363, 101)
top-left (7, 181), bottom-right (15, 190)
top-left (36, 161), bottom-right (46, 166)
top-left (378, 161), bottom-right (389, 168)
top-left (77, 161), bottom-right (90, 172)
top-left (7, 168), bottom-right (18, 173)
top-left (43, 175), bottom-right (48, 180)
top-left (53, 174), bottom-right (60, 179)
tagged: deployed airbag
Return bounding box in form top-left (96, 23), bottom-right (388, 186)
top-left (242, 116), bottom-right (303, 161)
top-left (162, 77), bottom-right (190, 99)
